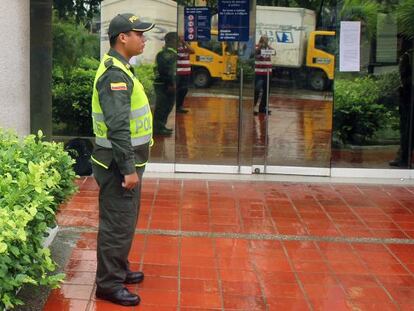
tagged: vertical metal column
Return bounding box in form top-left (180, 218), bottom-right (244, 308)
top-left (237, 67), bottom-right (244, 173)
top-left (263, 70), bottom-right (270, 173)
top-left (408, 43), bottom-right (414, 169)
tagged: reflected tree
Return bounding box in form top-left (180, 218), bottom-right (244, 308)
top-left (397, 0), bottom-right (414, 39)
top-left (340, 0), bottom-right (380, 38)
top-left (53, 0), bottom-right (102, 26)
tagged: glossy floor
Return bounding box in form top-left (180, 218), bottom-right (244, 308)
top-left (45, 177), bottom-right (414, 310)
top-left (150, 89), bottom-right (401, 169)
top-left (150, 92), bottom-right (334, 167)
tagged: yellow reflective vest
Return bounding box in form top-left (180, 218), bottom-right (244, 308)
top-left (91, 54), bottom-right (152, 149)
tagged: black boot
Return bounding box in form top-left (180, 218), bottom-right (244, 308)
top-left (125, 271), bottom-right (144, 284)
top-left (96, 287), bottom-right (140, 306)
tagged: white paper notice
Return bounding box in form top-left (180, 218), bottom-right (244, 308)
top-left (339, 21), bottom-right (361, 72)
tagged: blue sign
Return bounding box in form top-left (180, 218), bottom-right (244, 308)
top-left (184, 7), bottom-right (211, 41)
top-left (218, 0), bottom-right (250, 41)
top-left (276, 32), bottom-right (293, 43)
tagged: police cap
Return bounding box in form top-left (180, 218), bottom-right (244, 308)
top-left (108, 13), bottom-right (155, 38)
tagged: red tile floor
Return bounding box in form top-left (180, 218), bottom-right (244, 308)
top-left (44, 177), bottom-right (414, 310)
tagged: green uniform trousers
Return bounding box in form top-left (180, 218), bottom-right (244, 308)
top-left (153, 83), bottom-right (175, 130)
top-left (92, 161), bottom-right (145, 293)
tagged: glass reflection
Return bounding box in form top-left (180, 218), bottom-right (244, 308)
top-left (174, 1), bottom-right (255, 167)
top-left (332, 0), bottom-right (413, 169)
top-left (99, 1), bottom-right (178, 164)
top-left (253, 2), bottom-right (334, 170)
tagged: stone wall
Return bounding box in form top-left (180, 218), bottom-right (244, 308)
top-left (0, 0), bottom-right (30, 136)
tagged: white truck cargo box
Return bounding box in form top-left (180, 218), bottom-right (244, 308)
top-left (256, 6), bottom-right (316, 68)
top-left (100, 0), bottom-right (177, 64)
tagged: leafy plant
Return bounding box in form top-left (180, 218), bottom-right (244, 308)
top-left (340, 0), bottom-right (380, 38)
top-left (52, 57), bottom-right (98, 136)
top-left (53, 0), bottom-right (102, 26)
top-left (397, 0), bottom-right (414, 39)
top-left (53, 15), bottom-right (99, 73)
top-left (237, 58), bottom-right (255, 83)
top-left (134, 64), bottom-right (156, 105)
top-left (0, 129), bottom-right (77, 309)
top-left (333, 73), bottom-right (399, 144)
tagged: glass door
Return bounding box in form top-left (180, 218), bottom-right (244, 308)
top-left (252, 1), bottom-right (334, 175)
top-left (173, 0), bottom-right (255, 173)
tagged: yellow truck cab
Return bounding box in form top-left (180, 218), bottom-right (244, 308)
top-left (189, 30), bottom-right (238, 88)
top-left (306, 31), bottom-right (336, 91)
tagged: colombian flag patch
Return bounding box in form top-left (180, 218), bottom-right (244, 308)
top-left (110, 82), bottom-right (127, 91)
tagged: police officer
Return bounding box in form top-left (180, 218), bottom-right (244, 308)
top-left (90, 13), bottom-right (154, 306)
top-left (153, 32), bottom-right (178, 135)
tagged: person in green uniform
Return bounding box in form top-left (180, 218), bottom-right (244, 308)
top-left (153, 32), bottom-right (178, 135)
top-left (90, 13), bottom-right (154, 307)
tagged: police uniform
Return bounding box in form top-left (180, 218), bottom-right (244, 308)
top-left (153, 45), bottom-right (177, 134)
top-left (91, 13), bottom-right (154, 306)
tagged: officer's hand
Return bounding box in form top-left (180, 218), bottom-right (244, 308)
top-left (122, 172), bottom-right (139, 190)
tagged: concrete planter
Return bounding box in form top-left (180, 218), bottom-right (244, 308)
top-left (42, 225), bottom-right (59, 248)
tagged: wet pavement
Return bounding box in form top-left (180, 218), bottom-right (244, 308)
top-left (40, 176), bottom-right (414, 310)
top-left (150, 91), bottom-right (400, 169)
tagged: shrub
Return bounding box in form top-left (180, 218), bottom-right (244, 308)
top-left (134, 64), bottom-right (156, 105)
top-left (52, 14), bottom-right (100, 137)
top-left (237, 58), bottom-right (255, 83)
top-left (376, 71), bottom-right (401, 100)
top-left (0, 129), bottom-right (77, 309)
top-left (53, 15), bottom-right (100, 72)
top-left (333, 73), bottom-right (399, 144)
top-left (52, 58), bottom-right (98, 136)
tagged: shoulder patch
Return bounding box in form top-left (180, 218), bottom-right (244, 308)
top-left (104, 58), bottom-right (114, 68)
top-left (110, 82), bottom-right (127, 91)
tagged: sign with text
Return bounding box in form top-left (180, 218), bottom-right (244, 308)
top-left (218, 0), bottom-right (249, 41)
top-left (339, 21), bottom-right (361, 72)
top-left (184, 7), bottom-right (211, 41)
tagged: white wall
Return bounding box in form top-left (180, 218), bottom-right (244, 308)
top-left (101, 0), bottom-right (177, 64)
top-left (0, 0), bottom-right (30, 136)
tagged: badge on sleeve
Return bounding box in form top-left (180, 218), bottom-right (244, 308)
top-left (110, 82), bottom-right (128, 91)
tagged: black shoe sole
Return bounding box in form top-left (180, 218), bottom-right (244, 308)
top-left (96, 292), bottom-right (140, 306)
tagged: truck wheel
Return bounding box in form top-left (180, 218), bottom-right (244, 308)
top-left (309, 71), bottom-right (327, 91)
top-left (193, 68), bottom-right (211, 88)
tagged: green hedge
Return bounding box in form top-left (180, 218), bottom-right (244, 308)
top-left (0, 129), bottom-right (77, 309)
top-left (237, 59), bottom-right (255, 83)
top-left (333, 72), bottom-right (400, 145)
top-left (52, 57), bottom-right (99, 136)
top-left (134, 63), bottom-right (156, 105)
top-left (52, 60), bottom-right (156, 137)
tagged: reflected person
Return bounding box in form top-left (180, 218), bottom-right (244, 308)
top-left (390, 37), bottom-right (413, 167)
top-left (153, 32), bottom-right (178, 135)
top-left (254, 35), bottom-right (274, 115)
top-left (176, 34), bottom-right (195, 113)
